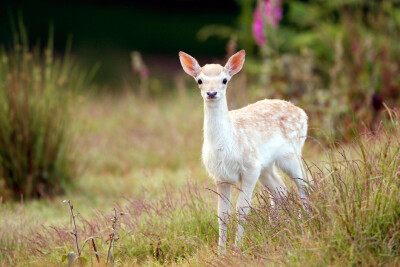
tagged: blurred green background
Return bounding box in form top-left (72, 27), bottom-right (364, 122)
top-left (0, 0), bottom-right (239, 85)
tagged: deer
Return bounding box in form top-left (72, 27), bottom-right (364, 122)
top-left (178, 50), bottom-right (309, 249)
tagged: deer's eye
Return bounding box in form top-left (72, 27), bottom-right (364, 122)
top-left (222, 78), bottom-right (227, 84)
top-left (197, 79), bottom-right (202, 85)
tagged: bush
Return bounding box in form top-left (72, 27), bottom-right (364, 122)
top-left (0, 19), bottom-right (96, 200)
top-left (231, 0), bottom-right (400, 141)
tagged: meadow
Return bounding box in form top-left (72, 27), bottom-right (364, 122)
top-left (1, 88), bottom-right (399, 266)
top-left (1, 0), bottom-right (400, 266)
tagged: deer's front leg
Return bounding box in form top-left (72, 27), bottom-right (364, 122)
top-left (217, 182), bottom-right (231, 250)
top-left (235, 170), bottom-right (259, 246)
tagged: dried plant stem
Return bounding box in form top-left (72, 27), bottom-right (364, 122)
top-left (106, 208), bottom-right (118, 266)
top-left (106, 240), bottom-right (112, 266)
top-left (66, 200), bottom-right (81, 257)
top-left (91, 239), bottom-right (100, 264)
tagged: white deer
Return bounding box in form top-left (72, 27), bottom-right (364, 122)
top-left (179, 50), bottom-right (309, 249)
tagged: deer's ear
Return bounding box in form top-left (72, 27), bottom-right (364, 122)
top-left (225, 50), bottom-right (246, 76)
top-left (179, 51), bottom-right (201, 77)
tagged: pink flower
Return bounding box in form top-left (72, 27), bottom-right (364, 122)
top-left (252, 0), bottom-right (283, 46)
top-left (140, 68), bottom-right (149, 78)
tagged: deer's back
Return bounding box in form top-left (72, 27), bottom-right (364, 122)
top-left (230, 99), bottom-right (308, 145)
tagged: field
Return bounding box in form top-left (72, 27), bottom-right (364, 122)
top-left (1, 88), bottom-right (399, 266)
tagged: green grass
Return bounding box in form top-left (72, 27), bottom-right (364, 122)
top-left (0, 91), bottom-right (399, 266)
top-left (0, 19), bottom-right (97, 200)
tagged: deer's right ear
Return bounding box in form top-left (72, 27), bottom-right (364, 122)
top-left (179, 51), bottom-right (201, 77)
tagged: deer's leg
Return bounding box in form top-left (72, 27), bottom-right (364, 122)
top-left (217, 182), bottom-right (232, 250)
top-left (277, 154), bottom-right (309, 199)
top-left (235, 169), bottom-right (259, 246)
top-left (259, 165), bottom-right (287, 207)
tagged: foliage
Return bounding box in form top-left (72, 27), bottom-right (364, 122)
top-left (277, 0), bottom-right (400, 139)
top-left (228, 0), bottom-right (400, 140)
top-left (0, 18), bottom-right (96, 200)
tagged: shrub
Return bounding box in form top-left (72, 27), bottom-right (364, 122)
top-left (0, 19), bottom-right (96, 200)
top-left (229, 0), bottom-right (400, 141)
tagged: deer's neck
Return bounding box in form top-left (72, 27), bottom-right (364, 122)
top-left (203, 97), bottom-right (235, 149)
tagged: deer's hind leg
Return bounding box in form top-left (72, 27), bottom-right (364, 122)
top-left (259, 164), bottom-right (287, 206)
top-left (276, 153), bottom-right (309, 199)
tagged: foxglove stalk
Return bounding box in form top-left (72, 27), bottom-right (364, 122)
top-left (252, 0), bottom-right (283, 46)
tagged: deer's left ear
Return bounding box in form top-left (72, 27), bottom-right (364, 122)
top-left (179, 51), bottom-right (201, 77)
top-left (225, 50), bottom-right (246, 77)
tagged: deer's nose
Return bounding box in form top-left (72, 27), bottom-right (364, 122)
top-left (206, 91), bottom-right (217, 98)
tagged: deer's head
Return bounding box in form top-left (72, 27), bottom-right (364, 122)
top-left (179, 50), bottom-right (245, 102)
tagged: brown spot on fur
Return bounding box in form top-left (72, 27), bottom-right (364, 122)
top-left (231, 99), bottom-right (307, 142)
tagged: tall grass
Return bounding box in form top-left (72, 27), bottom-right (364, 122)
top-left (238, 126), bottom-right (400, 265)
top-left (0, 18), bottom-right (96, 200)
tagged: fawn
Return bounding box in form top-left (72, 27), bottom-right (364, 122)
top-left (179, 50), bottom-right (309, 249)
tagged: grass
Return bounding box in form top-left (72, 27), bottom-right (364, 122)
top-left (0, 90), bottom-right (399, 266)
top-left (0, 18), bottom-right (98, 200)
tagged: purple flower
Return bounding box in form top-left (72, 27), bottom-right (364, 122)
top-left (252, 0), bottom-right (283, 46)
